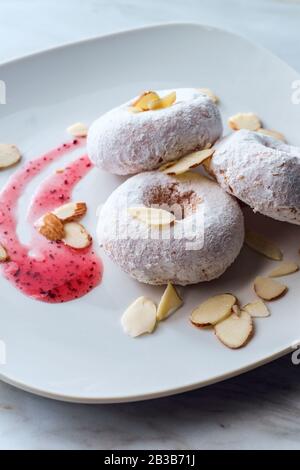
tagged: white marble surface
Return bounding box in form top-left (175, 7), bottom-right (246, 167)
top-left (1, 0), bottom-right (300, 450)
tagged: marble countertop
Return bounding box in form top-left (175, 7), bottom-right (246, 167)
top-left (1, 0), bottom-right (300, 450)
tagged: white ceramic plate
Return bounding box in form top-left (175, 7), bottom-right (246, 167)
top-left (0, 23), bottom-right (300, 403)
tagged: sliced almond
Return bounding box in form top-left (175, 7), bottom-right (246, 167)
top-left (0, 244), bottom-right (9, 262)
top-left (128, 207), bottom-right (175, 226)
top-left (121, 296), bottom-right (157, 337)
top-left (202, 156), bottom-right (215, 178)
top-left (232, 304), bottom-right (241, 315)
top-left (214, 311), bottom-right (253, 349)
top-left (52, 202), bottom-right (87, 222)
top-left (156, 283), bottom-right (183, 321)
top-left (254, 276), bottom-right (287, 301)
top-left (228, 113), bottom-right (261, 131)
top-left (0, 143), bottom-right (21, 169)
top-left (37, 213), bottom-right (65, 241)
top-left (66, 122), bottom-right (88, 137)
top-left (148, 91), bottom-right (176, 110)
top-left (243, 299), bottom-right (270, 318)
top-left (257, 128), bottom-right (286, 142)
top-left (158, 160), bottom-right (176, 172)
top-left (127, 106), bottom-right (142, 114)
top-left (131, 91), bottom-right (160, 111)
top-left (160, 148), bottom-right (214, 175)
top-left (62, 222), bottom-right (92, 249)
top-left (245, 230), bottom-right (282, 261)
top-left (198, 88), bottom-right (219, 104)
top-left (191, 294), bottom-right (236, 327)
top-left (268, 261), bottom-right (299, 277)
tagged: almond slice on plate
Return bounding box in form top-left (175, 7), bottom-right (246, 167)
top-left (156, 283), bottom-right (183, 321)
top-left (228, 112), bottom-right (261, 131)
top-left (243, 299), bottom-right (270, 318)
top-left (128, 207), bottom-right (175, 226)
top-left (66, 122), bottom-right (88, 137)
top-left (160, 148), bottom-right (214, 175)
top-left (148, 91), bottom-right (176, 110)
top-left (198, 88), bottom-right (219, 104)
top-left (62, 222), bottom-right (92, 249)
top-left (214, 311), bottom-right (253, 349)
top-left (245, 230), bottom-right (283, 261)
top-left (254, 276), bottom-right (287, 301)
top-left (257, 128), bottom-right (286, 142)
top-left (131, 91), bottom-right (160, 111)
top-left (0, 244), bottom-right (9, 262)
top-left (52, 202), bottom-right (87, 222)
top-left (0, 143), bottom-right (21, 169)
top-left (37, 213), bottom-right (65, 241)
top-left (268, 261), bottom-right (299, 277)
top-left (190, 294), bottom-right (236, 327)
top-left (121, 296), bottom-right (157, 337)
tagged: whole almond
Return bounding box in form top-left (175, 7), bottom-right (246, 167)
top-left (38, 213), bottom-right (65, 241)
top-left (62, 222), bottom-right (92, 249)
top-left (52, 202), bottom-right (87, 222)
top-left (0, 244), bottom-right (9, 262)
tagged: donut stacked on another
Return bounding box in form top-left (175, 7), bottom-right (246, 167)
top-left (210, 129), bottom-right (300, 225)
top-left (87, 88), bottom-right (223, 175)
top-left (97, 171), bottom-right (244, 285)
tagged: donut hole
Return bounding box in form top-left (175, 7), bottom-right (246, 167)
top-left (143, 183), bottom-right (201, 220)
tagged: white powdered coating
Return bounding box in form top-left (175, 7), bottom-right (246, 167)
top-left (211, 130), bottom-right (300, 225)
top-left (97, 171), bottom-right (244, 285)
top-left (87, 88), bottom-right (223, 175)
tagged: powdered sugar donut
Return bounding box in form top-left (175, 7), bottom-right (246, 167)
top-left (97, 171), bottom-right (244, 285)
top-left (87, 88), bottom-right (223, 175)
top-left (211, 129), bottom-right (300, 224)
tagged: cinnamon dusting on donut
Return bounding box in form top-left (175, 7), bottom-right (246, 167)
top-left (144, 183), bottom-right (201, 219)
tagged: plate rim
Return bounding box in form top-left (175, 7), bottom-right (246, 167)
top-left (0, 22), bottom-right (299, 403)
top-left (1, 21), bottom-right (299, 76)
top-left (0, 346), bottom-right (292, 403)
